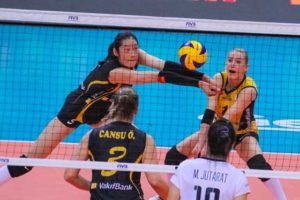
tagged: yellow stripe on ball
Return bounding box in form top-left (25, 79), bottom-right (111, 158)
top-left (178, 40), bottom-right (207, 70)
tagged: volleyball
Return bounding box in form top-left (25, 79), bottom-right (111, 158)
top-left (178, 40), bottom-right (207, 70)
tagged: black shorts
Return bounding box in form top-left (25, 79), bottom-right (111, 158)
top-left (57, 90), bottom-right (110, 128)
top-left (234, 132), bottom-right (259, 148)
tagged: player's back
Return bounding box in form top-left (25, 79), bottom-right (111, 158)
top-left (172, 158), bottom-right (250, 200)
top-left (88, 121), bottom-right (147, 200)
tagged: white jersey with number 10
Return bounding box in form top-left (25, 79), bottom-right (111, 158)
top-left (170, 158), bottom-right (250, 200)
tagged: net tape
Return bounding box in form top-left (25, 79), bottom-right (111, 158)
top-left (1, 157), bottom-right (300, 180)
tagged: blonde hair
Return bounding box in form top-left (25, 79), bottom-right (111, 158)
top-left (231, 48), bottom-right (248, 64)
top-left (104, 87), bottom-right (138, 122)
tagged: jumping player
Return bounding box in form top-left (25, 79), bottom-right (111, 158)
top-left (0, 31), bottom-right (218, 185)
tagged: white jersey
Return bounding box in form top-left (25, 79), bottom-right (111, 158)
top-left (170, 158), bottom-right (250, 200)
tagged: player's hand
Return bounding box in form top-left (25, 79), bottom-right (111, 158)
top-left (193, 141), bottom-right (207, 158)
top-left (199, 81), bottom-right (220, 96)
top-left (192, 134), bottom-right (208, 157)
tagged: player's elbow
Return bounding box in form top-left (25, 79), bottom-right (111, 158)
top-left (64, 169), bottom-right (77, 183)
top-left (146, 173), bottom-right (160, 186)
top-left (147, 174), bottom-right (169, 200)
top-left (147, 172), bottom-right (167, 190)
top-left (149, 178), bottom-right (161, 188)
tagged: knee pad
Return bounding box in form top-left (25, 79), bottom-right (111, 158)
top-left (164, 146), bottom-right (188, 165)
top-left (7, 155), bottom-right (33, 178)
top-left (247, 154), bottom-right (272, 182)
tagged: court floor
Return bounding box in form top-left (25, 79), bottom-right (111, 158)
top-left (0, 142), bottom-right (299, 199)
top-left (0, 167), bottom-right (299, 200)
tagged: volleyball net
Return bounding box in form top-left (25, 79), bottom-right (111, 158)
top-left (0, 8), bottom-right (300, 180)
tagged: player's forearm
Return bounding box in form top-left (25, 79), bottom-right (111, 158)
top-left (67, 175), bottom-right (90, 191)
top-left (128, 72), bottom-right (160, 84)
top-left (163, 61), bottom-right (204, 80)
top-left (167, 185), bottom-right (180, 200)
top-left (147, 172), bottom-right (169, 200)
top-left (151, 179), bottom-right (169, 200)
top-left (64, 169), bottom-right (90, 191)
top-left (223, 109), bottom-right (241, 126)
top-left (158, 71), bottom-right (199, 87)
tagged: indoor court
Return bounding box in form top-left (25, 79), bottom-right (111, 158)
top-left (1, 1), bottom-right (300, 199)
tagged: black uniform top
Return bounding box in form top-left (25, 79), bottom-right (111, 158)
top-left (88, 121), bottom-right (147, 200)
top-left (57, 59), bottom-right (133, 127)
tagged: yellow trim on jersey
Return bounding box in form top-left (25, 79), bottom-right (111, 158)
top-left (129, 154), bottom-right (143, 200)
top-left (75, 84), bottom-right (122, 123)
top-left (216, 71), bottom-right (258, 135)
top-left (90, 182), bottom-right (97, 189)
top-left (86, 80), bottom-right (109, 92)
top-left (88, 150), bottom-right (95, 161)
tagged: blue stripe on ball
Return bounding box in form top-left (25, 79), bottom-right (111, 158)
top-left (180, 54), bottom-right (187, 65)
top-left (186, 41), bottom-right (194, 48)
top-left (200, 45), bottom-right (206, 55)
top-left (193, 61), bottom-right (204, 69)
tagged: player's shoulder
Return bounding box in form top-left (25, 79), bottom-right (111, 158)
top-left (100, 58), bottom-right (121, 70)
top-left (226, 162), bottom-right (246, 177)
top-left (242, 76), bottom-right (258, 92)
top-left (178, 158), bottom-right (205, 169)
top-left (245, 75), bottom-right (257, 85)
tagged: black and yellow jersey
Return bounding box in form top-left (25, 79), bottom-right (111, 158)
top-left (215, 71), bottom-right (259, 135)
top-left (88, 121), bottom-right (146, 200)
top-left (57, 58), bottom-right (132, 127)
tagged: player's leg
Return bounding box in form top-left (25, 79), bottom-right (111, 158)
top-left (236, 135), bottom-right (286, 200)
top-left (26, 117), bottom-right (75, 158)
top-left (0, 117), bottom-right (75, 184)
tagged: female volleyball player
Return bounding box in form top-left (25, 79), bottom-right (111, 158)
top-left (165, 48), bottom-right (287, 200)
top-left (167, 119), bottom-right (250, 200)
top-left (64, 87), bottom-right (169, 200)
top-left (0, 31), bottom-right (218, 185)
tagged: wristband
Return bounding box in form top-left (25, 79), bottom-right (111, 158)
top-left (158, 71), bottom-right (199, 87)
top-left (164, 61), bottom-right (204, 80)
top-left (201, 109), bottom-right (215, 125)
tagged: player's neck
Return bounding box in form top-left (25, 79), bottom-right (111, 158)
top-left (227, 74), bottom-right (246, 90)
top-left (227, 79), bottom-right (242, 90)
top-left (207, 154), bottom-right (227, 161)
top-left (112, 117), bottom-right (133, 124)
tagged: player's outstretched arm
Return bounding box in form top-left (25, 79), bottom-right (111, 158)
top-left (192, 73), bottom-right (222, 156)
top-left (109, 67), bottom-right (219, 96)
top-left (139, 49), bottom-right (218, 85)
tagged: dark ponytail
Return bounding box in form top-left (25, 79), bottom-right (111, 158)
top-left (103, 42), bottom-right (117, 62)
top-left (208, 118), bottom-right (236, 158)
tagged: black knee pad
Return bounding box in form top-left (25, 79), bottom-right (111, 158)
top-left (164, 146), bottom-right (188, 165)
top-left (7, 154), bottom-right (33, 178)
top-left (247, 154), bottom-right (272, 182)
